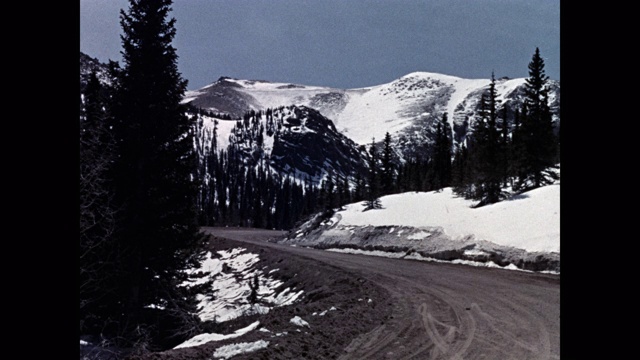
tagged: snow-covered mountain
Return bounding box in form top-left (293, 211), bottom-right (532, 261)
top-left (193, 105), bottom-right (368, 183)
top-left (80, 50), bottom-right (561, 195)
top-left (183, 73), bottom-right (560, 153)
top-left (79, 52), bottom-right (366, 185)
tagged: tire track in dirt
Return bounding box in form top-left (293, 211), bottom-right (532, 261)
top-left (202, 227), bottom-right (560, 360)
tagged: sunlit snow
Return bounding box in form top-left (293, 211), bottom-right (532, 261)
top-left (188, 72), bottom-right (538, 146)
top-left (173, 321), bottom-right (260, 349)
top-left (289, 316), bottom-right (310, 328)
top-left (334, 185), bottom-right (559, 253)
top-left (181, 248), bottom-right (304, 323)
top-left (212, 340), bottom-right (270, 359)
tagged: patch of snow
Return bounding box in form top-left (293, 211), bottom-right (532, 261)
top-left (464, 249), bottom-right (489, 256)
top-left (290, 316), bottom-right (310, 327)
top-left (407, 231), bottom-right (431, 240)
top-left (181, 248), bottom-right (304, 324)
top-left (326, 248), bottom-right (404, 259)
top-left (213, 340), bottom-right (270, 359)
top-left (143, 303), bottom-right (166, 310)
top-left (174, 321), bottom-right (260, 349)
top-left (328, 247), bottom-right (547, 273)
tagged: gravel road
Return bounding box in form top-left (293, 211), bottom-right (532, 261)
top-left (200, 227), bottom-right (560, 360)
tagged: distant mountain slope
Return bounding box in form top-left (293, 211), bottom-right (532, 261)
top-left (183, 73), bottom-right (560, 154)
top-left (80, 52), bottom-right (112, 92)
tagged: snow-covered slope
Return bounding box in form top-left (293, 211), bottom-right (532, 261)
top-left (331, 186), bottom-right (559, 253)
top-left (184, 72), bottom-right (560, 148)
top-left (284, 182), bottom-right (560, 272)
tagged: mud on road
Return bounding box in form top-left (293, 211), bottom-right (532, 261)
top-left (134, 227), bottom-right (560, 360)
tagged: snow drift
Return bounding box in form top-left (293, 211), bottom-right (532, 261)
top-left (283, 185), bottom-right (560, 273)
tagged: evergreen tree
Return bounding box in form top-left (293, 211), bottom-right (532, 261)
top-left (80, 70), bottom-right (119, 335)
top-left (516, 47), bottom-right (558, 190)
top-left (341, 175), bottom-right (352, 206)
top-left (364, 138), bottom-right (382, 210)
top-left (325, 171), bottom-right (335, 210)
top-left (107, 0), bottom-right (205, 347)
top-left (431, 113), bottom-right (452, 190)
top-left (468, 73), bottom-right (502, 205)
top-left (499, 105), bottom-right (510, 187)
top-left (353, 172), bottom-right (365, 202)
top-left (381, 132), bottom-right (394, 195)
top-left (451, 143), bottom-right (470, 196)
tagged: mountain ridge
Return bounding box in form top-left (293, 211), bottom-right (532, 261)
top-left (183, 71), bottom-right (560, 154)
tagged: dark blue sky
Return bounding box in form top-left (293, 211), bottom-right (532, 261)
top-left (80, 0), bottom-right (559, 90)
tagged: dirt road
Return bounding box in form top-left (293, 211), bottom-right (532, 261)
top-left (202, 227), bottom-right (560, 360)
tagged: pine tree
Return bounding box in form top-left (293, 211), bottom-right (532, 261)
top-left (80, 70), bottom-right (119, 335)
top-left (431, 113), bottom-right (452, 190)
top-left (107, 0), bottom-right (205, 347)
top-left (451, 143), bottom-right (470, 196)
top-left (467, 73), bottom-right (502, 205)
top-left (325, 171), bottom-right (335, 210)
top-left (499, 105), bottom-right (510, 187)
top-left (364, 138), bottom-right (382, 211)
top-left (381, 132), bottom-right (394, 195)
top-left (516, 47), bottom-right (558, 190)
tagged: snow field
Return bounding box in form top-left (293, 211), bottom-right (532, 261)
top-left (334, 185), bottom-right (559, 254)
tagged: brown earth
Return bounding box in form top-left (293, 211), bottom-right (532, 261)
top-left (131, 227), bottom-right (560, 359)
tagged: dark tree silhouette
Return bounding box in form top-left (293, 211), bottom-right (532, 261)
top-left (381, 132), bottom-right (395, 194)
top-left (515, 47), bottom-right (558, 190)
top-left (107, 0), bottom-right (205, 348)
top-left (431, 113), bottom-right (452, 190)
top-left (364, 138), bottom-right (382, 211)
top-left (79, 70), bottom-right (119, 336)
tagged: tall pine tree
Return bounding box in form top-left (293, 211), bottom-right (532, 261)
top-left (80, 70), bottom-right (119, 335)
top-left (381, 132), bottom-right (395, 195)
top-left (516, 47), bottom-right (558, 190)
top-left (108, 0), bottom-right (205, 347)
top-left (468, 72), bottom-right (502, 205)
top-left (431, 113), bottom-right (453, 190)
top-left (364, 138), bottom-right (382, 210)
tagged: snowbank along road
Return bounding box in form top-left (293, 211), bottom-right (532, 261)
top-left (202, 227), bottom-right (560, 360)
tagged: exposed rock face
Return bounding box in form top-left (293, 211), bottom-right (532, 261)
top-left (185, 77), bottom-right (262, 118)
top-left (270, 106), bottom-right (367, 181)
top-left (229, 105), bottom-right (368, 182)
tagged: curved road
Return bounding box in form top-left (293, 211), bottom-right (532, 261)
top-left (203, 227), bottom-right (560, 360)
